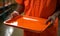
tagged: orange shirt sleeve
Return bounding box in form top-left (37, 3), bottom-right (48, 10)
top-left (15, 0), bottom-right (24, 5)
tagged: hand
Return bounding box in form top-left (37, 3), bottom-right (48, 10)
top-left (46, 15), bottom-right (56, 24)
top-left (46, 15), bottom-right (58, 28)
top-left (46, 11), bottom-right (60, 25)
top-left (11, 11), bottom-right (20, 18)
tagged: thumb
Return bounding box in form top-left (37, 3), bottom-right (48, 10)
top-left (45, 17), bottom-right (51, 24)
top-left (47, 20), bottom-right (54, 28)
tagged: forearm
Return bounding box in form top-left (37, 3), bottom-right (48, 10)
top-left (53, 10), bottom-right (60, 17)
top-left (14, 4), bottom-right (24, 14)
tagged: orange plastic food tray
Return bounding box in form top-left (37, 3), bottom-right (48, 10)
top-left (4, 15), bottom-right (51, 32)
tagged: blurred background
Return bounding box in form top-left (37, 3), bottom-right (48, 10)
top-left (0, 0), bottom-right (60, 36)
top-left (0, 0), bottom-right (23, 36)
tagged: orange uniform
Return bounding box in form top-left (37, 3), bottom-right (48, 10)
top-left (15, 0), bottom-right (59, 36)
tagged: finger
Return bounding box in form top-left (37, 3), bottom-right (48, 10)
top-left (50, 20), bottom-right (54, 25)
top-left (12, 12), bottom-right (19, 18)
top-left (13, 12), bottom-right (20, 15)
top-left (12, 13), bottom-right (18, 17)
top-left (12, 12), bottom-right (19, 16)
top-left (45, 17), bottom-right (51, 24)
top-left (47, 20), bottom-right (54, 28)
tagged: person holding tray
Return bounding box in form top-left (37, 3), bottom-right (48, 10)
top-left (10, 0), bottom-right (60, 36)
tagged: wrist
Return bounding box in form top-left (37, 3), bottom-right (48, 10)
top-left (53, 12), bottom-right (59, 17)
